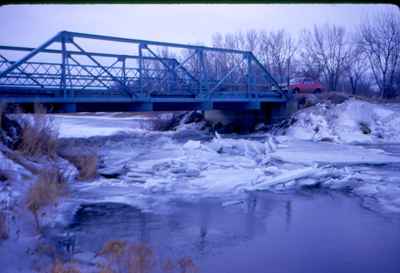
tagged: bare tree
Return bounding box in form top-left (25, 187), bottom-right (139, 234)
top-left (299, 24), bottom-right (350, 91)
top-left (210, 31), bottom-right (260, 88)
top-left (358, 11), bottom-right (400, 98)
top-left (344, 41), bottom-right (369, 95)
top-left (258, 30), bottom-right (297, 84)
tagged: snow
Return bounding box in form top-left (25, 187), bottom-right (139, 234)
top-left (286, 99), bottom-right (400, 144)
top-left (52, 114), bottom-right (149, 138)
top-left (0, 147), bottom-right (32, 181)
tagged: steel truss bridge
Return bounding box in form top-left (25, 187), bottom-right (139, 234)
top-left (0, 31), bottom-right (287, 113)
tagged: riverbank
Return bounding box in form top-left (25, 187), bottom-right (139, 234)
top-left (1, 98), bottom-right (400, 272)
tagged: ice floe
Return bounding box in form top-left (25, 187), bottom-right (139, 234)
top-left (38, 100), bottom-right (400, 214)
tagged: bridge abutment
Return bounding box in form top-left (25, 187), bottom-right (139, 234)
top-left (205, 98), bottom-right (298, 133)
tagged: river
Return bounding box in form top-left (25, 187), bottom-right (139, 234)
top-left (47, 114), bottom-right (400, 273)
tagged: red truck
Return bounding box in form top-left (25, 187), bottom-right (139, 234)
top-left (280, 77), bottom-right (325, 94)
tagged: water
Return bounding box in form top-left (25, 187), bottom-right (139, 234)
top-left (50, 115), bottom-right (400, 272)
top-left (65, 191), bottom-right (400, 273)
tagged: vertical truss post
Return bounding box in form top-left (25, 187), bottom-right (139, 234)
top-left (66, 54), bottom-right (72, 91)
top-left (138, 43), bottom-right (144, 98)
top-left (249, 52), bottom-right (286, 99)
top-left (121, 56), bottom-right (126, 85)
top-left (197, 48), bottom-right (209, 98)
top-left (61, 33), bottom-right (67, 97)
top-left (246, 52), bottom-right (255, 98)
top-left (170, 60), bottom-right (177, 91)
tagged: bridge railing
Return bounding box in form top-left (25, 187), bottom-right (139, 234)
top-left (0, 31), bottom-right (285, 101)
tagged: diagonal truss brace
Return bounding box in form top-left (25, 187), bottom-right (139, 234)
top-left (0, 32), bottom-right (61, 79)
top-left (144, 45), bottom-right (200, 92)
top-left (0, 54), bottom-right (44, 88)
top-left (69, 39), bottom-right (134, 98)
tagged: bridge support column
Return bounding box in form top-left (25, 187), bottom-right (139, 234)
top-left (204, 109), bottom-right (263, 133)
top-left (261, 98), bottom-right (298, 125)
top-left (62, 103), bottom-right (77, 113)
top-left (205, 98), bottom-right (296, 133)
top-left (201, 101), bottom-right (213, 111)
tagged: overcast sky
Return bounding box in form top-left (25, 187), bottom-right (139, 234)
top-left (0, 4), bottom-right (398, 48)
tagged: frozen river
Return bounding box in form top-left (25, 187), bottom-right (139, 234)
top-left (46, 110), bottom-right (400, 272)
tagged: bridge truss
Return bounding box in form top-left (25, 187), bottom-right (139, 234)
top-left (0, 31), bottom-right (287, 112)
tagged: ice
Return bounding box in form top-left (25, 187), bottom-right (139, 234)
top-left (271, 139), bottom-right (400, 165)
top-left (24, 100), bottom-right (400, 216)
top-left (250, 165), bottom-right (319, 190)
top-left (183, 140), bottom-right (202, 150)
top-left (52, 114), bottom-right (148, 138)
top-left (57, 131), bottom-right (400, 214)
top-left (207, 137), bottom-right (269, 163)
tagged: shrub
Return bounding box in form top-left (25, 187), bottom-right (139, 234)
top-left (26, 165), bottom-right (67, 231)
top-left (0, 212), bottom-right (8, 241)
top-left (61, 152), bottom-right (98, 181)
top-left (18, 104), bottom-right (58, 158)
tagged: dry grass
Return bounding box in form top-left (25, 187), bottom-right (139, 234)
top-left (0, 212), bottom-right (8, 241)
top-left (97, 240), bottom-right (196, 273)
top-left (18, 104), bottom-right (58, 158)
top-left (177, 257), bottom-right (196, 273)
top-left (98, 240), bottom-right (155, 273)
top-left (352, 94), bottom-right (400, 103)
top-left (50, 259), bottom-right (81, 273)
top-left (61, 152), bottom-right (98, 181)
top-left (162, 259), bottom-right (176, 273)
top-left (26, 165), bottom-right (67, 231)
top-left (316, 91), bottom-right (349, 104)
top-left (125, 243), bottom-right (155, 273)
top-left (98, 240), bottom-right (127, 260)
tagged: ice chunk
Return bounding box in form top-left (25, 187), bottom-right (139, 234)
top-left (183, 140), bottom-right (202, 150)
top-left (271, 139), bottom-right (400, 165)
top-left (251, 165), bottom-right (319, 190)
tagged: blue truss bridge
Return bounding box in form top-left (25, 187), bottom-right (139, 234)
top-left (0, 31), bottom-right (288, 113)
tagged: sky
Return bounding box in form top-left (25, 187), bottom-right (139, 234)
top-left (0, 4), bottom-right (398, 48)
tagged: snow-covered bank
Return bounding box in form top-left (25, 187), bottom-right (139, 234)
top-left (285, 99), bottom-right (400, 144)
